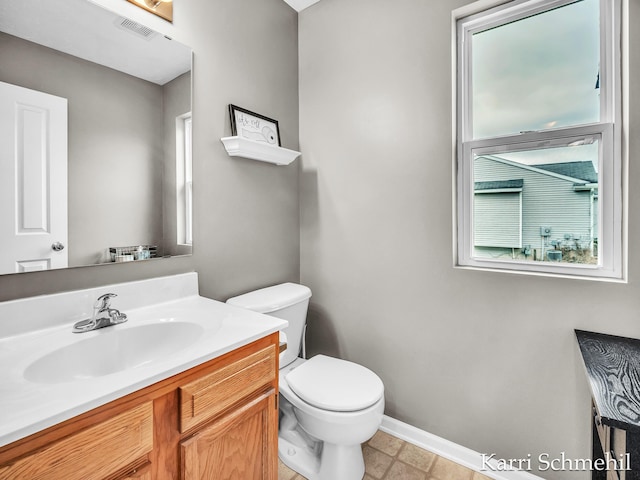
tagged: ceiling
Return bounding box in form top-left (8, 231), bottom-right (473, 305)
top-left (0, 0), bottom-right (191, 85)
top-left (0, 0), bottom-right (318, 86)
top-left (282, 0), bottom-right (322, 12)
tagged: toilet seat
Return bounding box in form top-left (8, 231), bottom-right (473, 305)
top-left (285, 355), bottom-right (384, 412)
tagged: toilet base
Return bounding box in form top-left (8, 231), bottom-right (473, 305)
top-left (278, 436), bottom-right (366, 480)
top-left (278, 436), bottom-right (319, 479)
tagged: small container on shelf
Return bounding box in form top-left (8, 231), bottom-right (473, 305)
top-left (110, 245), bottom-right (157, 262)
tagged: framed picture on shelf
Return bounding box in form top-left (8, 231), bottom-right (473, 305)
top-left (229, 105), bottom-right (281, 146)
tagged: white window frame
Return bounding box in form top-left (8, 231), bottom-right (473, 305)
top-left (176, 112), bottom-right (192, 246)
top-left (453, 0), bottom-right (625, 281)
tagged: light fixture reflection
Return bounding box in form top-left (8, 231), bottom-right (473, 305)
top-left (568, 137), bottom-right (595, 147)
top-left (144, 0), bottom-right (171, 9)
top-left (127, 0), bottom-right (173, 22)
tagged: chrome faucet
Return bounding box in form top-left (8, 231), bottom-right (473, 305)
top-left (73, 293), bottom-right (128, 333)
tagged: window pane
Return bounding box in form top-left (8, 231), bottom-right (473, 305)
top-left (473, 141), bottom-right (599, 264)
top-left (472, 0), bottom-right (600, 139)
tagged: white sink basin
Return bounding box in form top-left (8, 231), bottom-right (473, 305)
top-left (0, 273), bottom-right (288, 449)
top-left (24, 321), bottom-right (204, 384)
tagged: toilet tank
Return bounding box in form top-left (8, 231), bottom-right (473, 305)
top-left (226, 283), bottom-right (312, 368)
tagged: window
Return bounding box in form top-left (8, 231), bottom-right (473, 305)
top-left (474, 180), bottom-right (523, 249)
top-left (455, 0), bottom-right (623, 280)
top-left (177, 113), bottom-right (192, 246)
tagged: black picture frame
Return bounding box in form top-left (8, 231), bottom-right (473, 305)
top-left (229, 104), bottom-right (281, 147)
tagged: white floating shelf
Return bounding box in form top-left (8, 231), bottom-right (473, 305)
top-left (220, 136), bottom-right (301, 166)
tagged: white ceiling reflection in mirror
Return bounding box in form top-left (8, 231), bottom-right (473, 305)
top-left (0, 0), bottom-right (190, 85)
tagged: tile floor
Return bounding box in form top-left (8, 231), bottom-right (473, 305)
top-left (278, 430), bottom-right (493, 480)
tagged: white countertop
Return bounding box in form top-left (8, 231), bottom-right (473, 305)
top-left (0, 275), bottom-right (287, 448)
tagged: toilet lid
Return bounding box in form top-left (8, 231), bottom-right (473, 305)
top-left (285, 355), bottom-right (384, 412)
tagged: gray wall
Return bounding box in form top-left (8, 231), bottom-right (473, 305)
top-left (0, 32), bottom-right (164, 266)
top-left (0, 0), bottom-right (299, 302)
top-left (298, 0), bottom-right (640, 479)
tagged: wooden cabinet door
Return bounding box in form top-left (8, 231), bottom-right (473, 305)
top-left (0, 403), bottom-right (153, 480)
top-left (181, 390), bottom-right (277, 480)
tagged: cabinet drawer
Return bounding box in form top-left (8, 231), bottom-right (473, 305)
top-left (0, 402), bottom-right (153, 480)
top-left (179, 345), bottom-right (276, 433)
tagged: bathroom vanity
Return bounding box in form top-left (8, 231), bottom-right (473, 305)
top-left (575, 330), bottom-right (640, 480)
top-left (0, 273), bottom-right (287, 479)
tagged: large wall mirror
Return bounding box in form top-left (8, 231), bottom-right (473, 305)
top-left (0, 0), bottom-right (192, 276)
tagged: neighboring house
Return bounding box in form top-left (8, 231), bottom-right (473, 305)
top-left (473, 155), bottom-right (598, 262)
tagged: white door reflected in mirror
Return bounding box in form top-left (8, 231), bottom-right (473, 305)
top-left (0, 81), bottom-right (68, 274)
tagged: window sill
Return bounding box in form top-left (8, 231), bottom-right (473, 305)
top-left (453, 263), bottom-right (627, 283)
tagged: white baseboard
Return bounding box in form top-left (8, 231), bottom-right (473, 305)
top-left (379, 415), bottom-right (545, 480)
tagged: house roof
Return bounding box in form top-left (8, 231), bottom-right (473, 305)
top-left (476, 155), bottom-right (598, 185)
top-left (475, 179), bottom-right (523, 191)
top-left (535, 161), bottom-right (597, 183)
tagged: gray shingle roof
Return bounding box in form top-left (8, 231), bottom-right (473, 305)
top-left (535, 161), bottom-right (597, 183)
top-left (475, 179), bottom-right (524, 191)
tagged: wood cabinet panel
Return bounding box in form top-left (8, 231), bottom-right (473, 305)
top-left (0, 402), bottom-right (153, 480)
top-left (181, 390), bottom-right (277, 480)
top-left (179, 345), bottom-right (276, 433)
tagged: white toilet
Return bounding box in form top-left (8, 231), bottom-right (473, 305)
top-left (227, 283), bottom-right (385, 480)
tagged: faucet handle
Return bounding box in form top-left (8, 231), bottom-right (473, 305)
top-left (95, 293), bottom-right (117, 310)
top-left (109, 309), bottom-right (128, 324)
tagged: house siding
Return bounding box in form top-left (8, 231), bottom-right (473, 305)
top-left (474, 156), bottom-right (594, 257)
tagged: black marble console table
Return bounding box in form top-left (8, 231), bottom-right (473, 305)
top-left (576, 330), bottom-right (640, 480)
